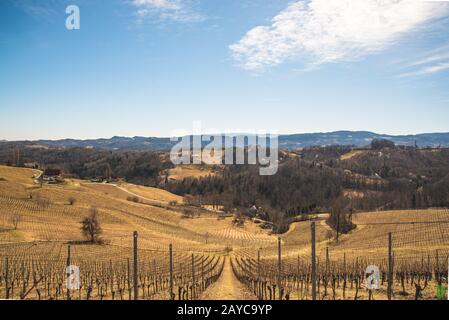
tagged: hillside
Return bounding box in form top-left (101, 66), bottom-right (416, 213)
top-left (0, 165), bottom-right (271, 249)
top-left (2, 131), bottom-right (449, 150)
top-left (0, 166), bottom-right (448, 300)
top-left (1, 143), bottom-right (449, 233)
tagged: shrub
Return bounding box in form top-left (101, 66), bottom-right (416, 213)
top-left (127, 196), bottom-right (140, 203)
top-left (80, 207), bottom-right (103, 243)
top-left (68, 196), bottom-right (76, 205)
top-left (182, 208), bottom-right (195, 218)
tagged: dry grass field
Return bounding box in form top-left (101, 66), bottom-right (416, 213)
top-left (117, 182), bottom-right (184, 203)
top-left (165, 165), bottom-right (217, 181)
top-left (0, 165), bottom-right (448, 300)
top-left (0, 166), bottom-right (249, 250)
top-left (340, 149), bottom-right (366, 160)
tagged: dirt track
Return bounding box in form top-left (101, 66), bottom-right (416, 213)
top-left (200, 256), bottom-right (257, 300)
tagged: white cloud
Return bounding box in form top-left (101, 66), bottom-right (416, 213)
top-left (407, 52), bottom-right (449, 67)
top-left (132, 0), bottom-right (205, 23)
top-left (134, 0), bottom-right (181, 10)
top-left (397, 44), bottom-right (449, 77)
top-left (230, 0), bottom-right (449, 71)
top-left (417, 62), bottom-right (449, 74)
top-left (398, 61), bottom-right (449, 77)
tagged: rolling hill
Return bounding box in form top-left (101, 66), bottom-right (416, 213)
top-left (2, 131), bottom-right (449, 150)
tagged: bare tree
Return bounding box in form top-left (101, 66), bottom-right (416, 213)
top-left (233, 211), bottom-right (245, 227)
top-left (68, 196), bottom-right (76, 206)
top-left (325, 230), bottom-right (335, 242)
top-left (126, 196), bottom-right (139, 203)
top-left (268, 210), bottom-right (288, 234)
top-left (183, 195), bottom-right (197, 206)
top-left (327, 196), bottom-right (355, 241)
top-left (182, 208), bottom-right (195, 219)
top-left (104, 163), bottom-right (112, 181)
top-left (81, 207), bottom-right (102, 243)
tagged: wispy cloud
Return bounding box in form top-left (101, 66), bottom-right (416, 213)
top-left (407, 52), bottom-right (449, 67)
top-left (132, 0), bottom-right (205, 23)
top-left (397, 44), bottom-right (449, 77)
top-left (398, 62), bottom-right (449, 77)
top-left (230, 0), bottom-right (449, 71)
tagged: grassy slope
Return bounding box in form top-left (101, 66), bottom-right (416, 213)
top-left (0, 166), bottom-right (272, 251)
top-left (1, 166), bottom-right (449, 300)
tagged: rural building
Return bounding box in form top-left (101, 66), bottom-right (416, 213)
top-left (40, 168), bottom-right (63, 184)
top-left (24, 162), bottom-right (39, 169)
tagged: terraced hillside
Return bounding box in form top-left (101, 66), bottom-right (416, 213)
top-left (0, 166), bottom-right (448, 300)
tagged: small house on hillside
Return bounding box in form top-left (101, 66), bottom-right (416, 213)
top-left (40, 168), bottom-right (63, 184)
top-left (24, 162), bottom-right (39, 169)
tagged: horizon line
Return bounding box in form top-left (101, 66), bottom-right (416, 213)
top-left (2, 130), bottom-right (449, 142)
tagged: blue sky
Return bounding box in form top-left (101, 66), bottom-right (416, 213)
top-left (1, 0), bottom-right (449, 140)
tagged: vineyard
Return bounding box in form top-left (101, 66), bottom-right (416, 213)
top-left (0, 165), bottom-right (448, 300)
top-left (232, 209), bottom-right (449, 300)
top-left (0, 241), bottom-right (224, 300)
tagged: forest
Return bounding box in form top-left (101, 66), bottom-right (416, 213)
top-left (0, 144), bottom-right (170, 186)
top-left (163, 142), bottom-right (449, 232)
top-left (1, 140), bottom-right (448, 233)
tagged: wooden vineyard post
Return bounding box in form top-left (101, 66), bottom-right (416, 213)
top-left (169, 244), bottom-right (174, 300)
top-left (66, 245), bottom-right (71, 300)
top-left (21, 261), bottom-right (25, 299)
top-left (436, 249), bottom-right (440, 284)
top-left (5, 257), bottom-right (9, 299)
top-left (343, 252), bottom-right (346, 299)
top-left (324, 246), bottom-right (329, 297)
top-left (311, 222), bottom-right (317, 300)
top-left (387, 232), bottom-right (393, 300)
top-left (297, 255), bottom-right (300, 275)
top-left (191, 254), bottom-right (195, 300)
top-left (297, 255), bottom-right (300, 299)
top-left (110, 260), bottom-right (114, 300)
top-left (133, 231), bottom-right (138, 300)
top-left (258, 249), bottom-right (261, 299)
top-left (201, 256), bottom-right (205, 292)
top-left (127, 258), bottom-right (131, 300)
top-left (277, 237), bottom-right (282, 300)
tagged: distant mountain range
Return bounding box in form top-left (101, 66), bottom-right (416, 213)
top-left (2, 131), bottom-right (449, 150)
top-left (278, 131), bottom-right (449, 149)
